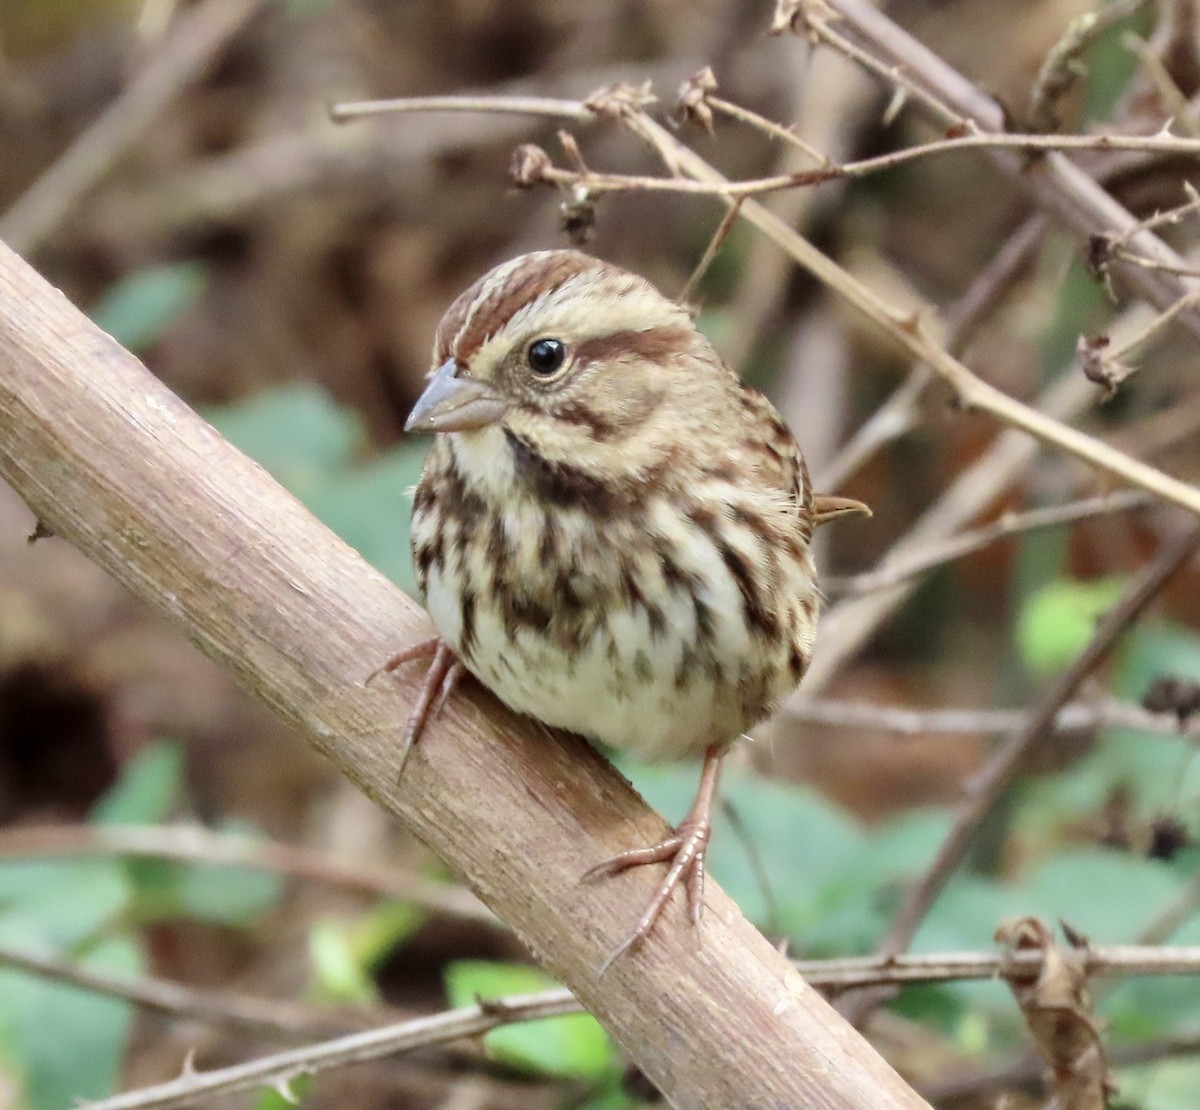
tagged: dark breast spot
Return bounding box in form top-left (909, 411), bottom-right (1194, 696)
top-left (503, 428), bottom-right (624, 516)
top-left (685, 502), bottom-right (780, 640)
top-left (788, 643), bottom-right (807, 681)
top-left (460, 589), bottom-right (478, 659)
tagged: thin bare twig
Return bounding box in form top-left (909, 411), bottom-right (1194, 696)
top-left (66, 944), bottom-right (1200, 1109)
top-left (880, 526), bottom-right (1200, 958)
top-left (800, 945), bottom-right (1200, 989)
top-left (817, 214), bottom-right (1047, 492)
top-left (1085, 287), bottom-right (1200, 393)
top-left (676, 200), bottom-right (745, 306)
top-left (788, 695), bottom-right (1200, 742)
top-left (0, 0), bottom-right (267, 255)
top-left (824, 491), bottom-right (1154, 596)
top-left (82, 988), bottom-right (580, 1110)
top-left (0, 824), bottom-right (492, 925)
top-left (819, 0), bottom-right (1200, 338)
top-left (0, 943), bottom-right (358, 1039)
top-left (517, 127), bottom-right (1200, 201)
top-left (328, 95), bottom-right (593, 124)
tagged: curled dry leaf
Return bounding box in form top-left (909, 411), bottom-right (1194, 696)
top-left (510, 144), bottom-right (553, 188)
top-left (1076, 333), bottom-right (1131, 401)
top-left (770, 0), bottom-right (841, 37)
top-left (994, 915), bottom-right (1115, 1110)
top-left (677, 67), bottom-right (719, 133)
top-left (1141, 675), bottom-right (1200, 723)
top-left (583, 81), bottom-right (656, 121)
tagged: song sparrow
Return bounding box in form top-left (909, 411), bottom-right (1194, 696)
top-left (383, 249), bottom-right (867, 960)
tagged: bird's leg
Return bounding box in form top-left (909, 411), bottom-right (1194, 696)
top-left (369, 637), bottom-right (464, 778)
top-left (585, 744), bottom-right (726, 967)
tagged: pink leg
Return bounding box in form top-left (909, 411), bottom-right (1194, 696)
top-left (369, 637), bottom-right (464, 779)
top-left (585, 744), bottom-right (727, 970)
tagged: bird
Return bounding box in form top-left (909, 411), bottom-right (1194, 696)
top-left (380, 248), bottom-right (868, 961)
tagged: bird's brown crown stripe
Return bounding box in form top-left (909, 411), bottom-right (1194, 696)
top-left (441, 252), bottom-right (602, 366)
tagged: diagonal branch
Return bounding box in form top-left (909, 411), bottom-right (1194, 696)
top-left (0, 245), bottom-right (926, 1107)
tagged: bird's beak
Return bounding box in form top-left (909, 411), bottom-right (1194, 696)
top-left (404, 359), bottom-right (509, 434)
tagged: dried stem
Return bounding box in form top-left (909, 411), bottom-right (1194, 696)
top-left (520, 127), bottom-right (1200, 200)
top-left (676, 200), bottom-right (745, 306)
top-left (817, 213), bottom-right (1047, 492)
top-left (82, 988), bottom-right (580, 1110)
top-left (0, 0), bottom-right (267, 255)
top-left (824, 491), bottom-right (1154, 596)
top-left (788, 694), bottom-right (1200, 742)
top-left (328, 95), bottom-right (594, 123)
top-left (0, 824), bottom-right (492, 925)
top-left (880, 525), bottom-right (1200, 958)
top-left (821, 0), bottom-right (1200, 338)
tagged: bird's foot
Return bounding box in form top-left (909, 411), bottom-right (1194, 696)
top-left (584, 744), bottom-right (725, 971)
top-left (369, 637), bottom-right (464, 779)
top-left (585, 816), bottom-right (711, 972)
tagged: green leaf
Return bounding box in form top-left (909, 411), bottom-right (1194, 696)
top-left (444, 962), bottom-right (615, 1082)
top-left (1017, 576), bottom-right (1126, 675)
top-left (0, 861), bottom-right (129, 948)
top-left (1081, 3), bottom-right (1153, 124)
top-left (0, 918), bottom-right (140, 1110)
top-left (308, 919), bottom-right (378, 1004)
top-left (300, 446), bottom-right (428, 595)
top-left (207, 382), bottom-right (363, 485)
top-left (1116, 1057), bottom-right (1200, 1110)
top-left (1117, 621), bottom-right (1200, 702)
top-left (1019, 849), bottom-right (1181, 939)
top-left (255, 1074), bottom-right (313, 1109)
top-left (344, 900), bottom-right (425, 972)
top-left (174, 845), bottom-right (283, 928)
top-left (90, 740), bottom-right (183, 825)
top-left (90, 261), bottom-right (207, 352)
top-left (207, 385), bottom-right (429, 594)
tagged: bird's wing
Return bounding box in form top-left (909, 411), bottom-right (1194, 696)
top-left (736, 383), bottom-right (811, 518)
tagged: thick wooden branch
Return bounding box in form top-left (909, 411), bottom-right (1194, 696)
top-left (0, 241), bottom-right (928, 1107)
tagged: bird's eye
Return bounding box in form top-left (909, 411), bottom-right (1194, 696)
top-left (527, 338), bottom-right (566, 376)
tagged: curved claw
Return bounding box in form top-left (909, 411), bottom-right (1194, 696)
top-left (365, 636), bottom-right (441, 685)
top-left (586, 744), bottom-right (727, 973)
top-left (593, 821), bottom-right (710, 975)
top-left (373, 637), bottom-right (464, 781)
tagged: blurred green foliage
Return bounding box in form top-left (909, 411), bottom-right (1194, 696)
top-left (0, 741), bottom-right (284, 1108)
top-left (208, 383), bottom-right (428, 596)
top-left (1017, 575), bottom-right (1128, 675)
top-left (91, 262), bottom-right (208, 353)
top-left (444, 961), bottom-right (619, 1087)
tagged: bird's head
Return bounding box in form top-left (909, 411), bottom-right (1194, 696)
top-left (405, 250), bottom-right (735, 487)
